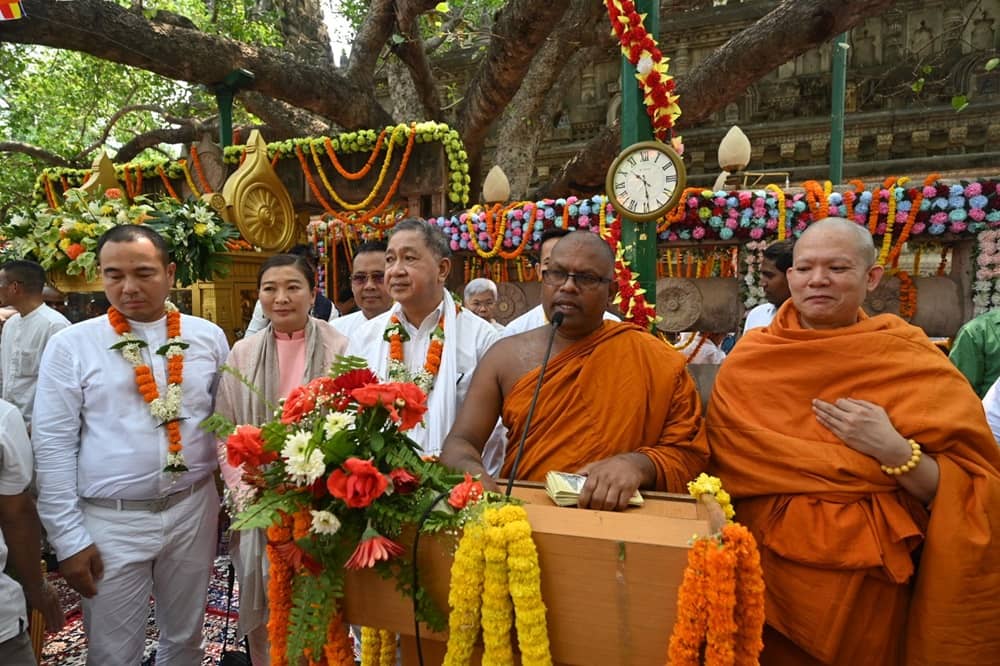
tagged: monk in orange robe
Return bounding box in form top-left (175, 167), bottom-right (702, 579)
top-left (708, 218), bottom-right (1000, 664)
top-left (441, 231), bottom-right (706, 509)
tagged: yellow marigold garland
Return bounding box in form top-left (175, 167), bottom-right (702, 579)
top-left (444, 505), bottom-right (552, 666)
top-left (482, 512), bottom-right (515, 666)
top-left (443, 521), bottom-right (486, 665)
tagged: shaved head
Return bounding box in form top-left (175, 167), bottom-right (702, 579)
top-left (795, 217), bottom-right (877, 268)
top-left (552, 231), bottom-right (616, 279)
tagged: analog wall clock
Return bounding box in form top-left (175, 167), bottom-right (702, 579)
top-left (605, 140), bottom-right (687, 222)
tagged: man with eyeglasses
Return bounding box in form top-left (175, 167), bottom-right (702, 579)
top-left (332, 240), bottom-right (392, 339)
top-left (441, 231), bottom-right (707, 511)
top-left (464, 278), bottom-right (504, 332)
top-left (0, 261), bottom-right (71, 431)
top-left (502, 228), bottom-right (619, 337)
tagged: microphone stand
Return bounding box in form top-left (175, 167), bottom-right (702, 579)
top-left (505, 311), bottom-right (564, 496)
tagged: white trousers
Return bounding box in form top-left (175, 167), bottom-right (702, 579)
top-left (80, 479), bottom-right (219, 666)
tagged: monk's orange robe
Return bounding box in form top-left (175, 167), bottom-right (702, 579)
top-left (708, 302), bottom-right (1000, 665)
top-left (499, 321), bottom-right (707, 492)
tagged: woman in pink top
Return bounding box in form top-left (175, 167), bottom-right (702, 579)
top-left (215, 253), bottom-right (348, 664)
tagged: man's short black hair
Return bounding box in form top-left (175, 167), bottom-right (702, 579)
top-left (96, 225), bottom-right (171, 266)
top-left (763, 239), bottom-right (795, 272)
top-left (354, 240), bottom-right (387, 258)
top-left (0, 260), bottom-right (46, 294)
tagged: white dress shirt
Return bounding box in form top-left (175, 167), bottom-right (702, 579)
top-left (982, 378), bottom-right (1000, 448)
top-left (0, 303), bottom-right (70, 429)
top-left (31, 313), bottom-right (230, 560)
top-left (742, 303), bottom-right (777, 334)
top-left (0, 401), bottom-right (33, 642)
top-left (502, 304), bottom-right (620, 337)
top-left (330, 310), bottom-right (370, 340)
top-left (346, 296), bottom-right (502, 466)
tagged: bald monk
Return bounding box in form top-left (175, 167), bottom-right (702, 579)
top-left (707, 217), bottom-right (1000, 664)
top-left (440, 231), bottom-right (706, 511)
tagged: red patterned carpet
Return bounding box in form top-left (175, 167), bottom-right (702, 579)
top-left (40, 557), bottom-right (238, 665)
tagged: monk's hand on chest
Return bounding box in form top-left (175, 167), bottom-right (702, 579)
top-left (811, 397), bottom-right (912, 466)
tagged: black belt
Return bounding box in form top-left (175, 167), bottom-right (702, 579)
top-left (81, 476), bottom-right (210, 513)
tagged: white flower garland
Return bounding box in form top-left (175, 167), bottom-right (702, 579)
top-left (742, 240), bottom-right (768, 310)
top-left (975, 230), bottom-right (1000, 315)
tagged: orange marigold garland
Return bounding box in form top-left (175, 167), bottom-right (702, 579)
top-left (108, 301), bottom-right (188, 473)
top-left (267, 512), bottom-right (295, 666)
top-left (156, 165), bottom-right (183, 202)
top-left (384, 310), bottom-right (446, 394)
top-left (326, 130), bottom-right (387, 180)
top-left (667, 480), bottom-right (765, 666)
top-left (189, 144), bottom-right (214, 193)
top-left (897, 270), bottom-right (917, 320)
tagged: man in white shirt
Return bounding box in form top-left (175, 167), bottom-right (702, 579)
top-left (0, 261), bottom-right (71, 431)
top-left (0, 400), bottom-right (64, 665)
top-left (32, 225), bottom-right (230, 666)
top-left (464, 278), bottom-right (505, 332)
top-left (742, 239), bottom-right (794, 334)
top-left (347, 218), bottom-right (503, 472)
top-left (332, 240), bottom-right (392, 340)
top-left (504, 227), bottom-right (619, 337)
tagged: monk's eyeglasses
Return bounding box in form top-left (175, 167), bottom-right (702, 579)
top-left (541, 269), bottom-right (612, 290)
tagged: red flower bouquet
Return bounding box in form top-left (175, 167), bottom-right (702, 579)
top-left (206, 356), bottom-right (471, 661)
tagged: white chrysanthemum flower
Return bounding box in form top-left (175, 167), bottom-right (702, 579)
top-left (281, 429), bottom-right (313, 460)
top-left (323, 412), bottom-right (356, 438)
top-left (310, 510), bottom-right (341, 536)
top-left (286, 448), bottom-right (326, 486)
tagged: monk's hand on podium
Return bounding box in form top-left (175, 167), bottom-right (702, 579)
top-left (575, 455), bottom-right (646, 511)
top-left (812, 398), bottom-right (911, 465)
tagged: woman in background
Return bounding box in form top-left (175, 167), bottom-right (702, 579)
top-left (215, 253), bottom-right (348, 664)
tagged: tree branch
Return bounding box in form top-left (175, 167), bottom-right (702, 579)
top-left (0, 141), bottom-right (75, 167)
top-left (391, 0), bottom-right (443, 119)
top-left (3, 0), bottom-right (394, 130)
top-left (454, 0), bottom-right (572, 168)
top-left (346, 0), bottom-right (396, 82)
top-left (73, 103), bottom-right (183, 161)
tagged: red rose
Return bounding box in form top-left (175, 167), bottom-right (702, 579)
top-left (334, 368), bottom-right (379, 393)
top-left (65, 243), bottom-right (85, 260)
top-left (305, 376), bottom-right (338, 398)
top-left (448, 473), bottom-right (484, 510)
top-left (326, 457), bottom-right (389, 508)
top-left (225, 425), bottom-right (276, 468)
top-left (389, 468), bottom-right (420, 494)
top-left (352, 382), bottom-right (428, 432)
top-left (281, 385), bottom-right (316, 424)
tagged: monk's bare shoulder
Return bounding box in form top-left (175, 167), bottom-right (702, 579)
top-left (483, 328), bottom-right (553, 394)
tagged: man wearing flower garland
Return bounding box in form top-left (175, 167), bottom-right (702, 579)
top-left (32, 225), bottom-right (230, 665)
top-left (346, 218), bottom-right (504, 472)
top-left (708, 217), bottom-right (1000, 664)
top-left (441, 231), bottom-right (707, 510)
top-left (948, 308), bottom-right (1000, 397)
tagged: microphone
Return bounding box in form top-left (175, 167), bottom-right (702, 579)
top-left (505, 310), bottom-right (564, 495)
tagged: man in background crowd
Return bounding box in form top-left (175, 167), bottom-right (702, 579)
top-left (331, 240), bottom-right (392, 339)
top-left (743, 239), bottom-right (794, 333)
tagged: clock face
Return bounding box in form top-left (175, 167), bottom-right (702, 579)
top-left (606, 141), bottom-right (686, 221)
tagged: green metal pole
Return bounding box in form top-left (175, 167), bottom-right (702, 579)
top-left (215, 88), bottom-right (234, 149)
top-left (620, 0), bottom-right (659, 310)
top-left (829, 33), bottom-right (849, 184)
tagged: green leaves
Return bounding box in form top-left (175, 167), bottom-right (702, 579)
top-left (987, 57), bottom-right (999, 72)
top-left (951, 94), bottom-right (969, 112)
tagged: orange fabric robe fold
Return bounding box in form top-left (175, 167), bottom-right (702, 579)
top-left (708, 302), bottom-right (1000, 665)
top-left (499, 321), bottom-right (707, 492)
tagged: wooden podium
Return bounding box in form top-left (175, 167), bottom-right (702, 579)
top-left (342, 484), bottom-right (709, 665)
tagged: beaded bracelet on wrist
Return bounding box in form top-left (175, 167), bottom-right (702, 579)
top-left (880, 439), bottom-right (922, 476)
